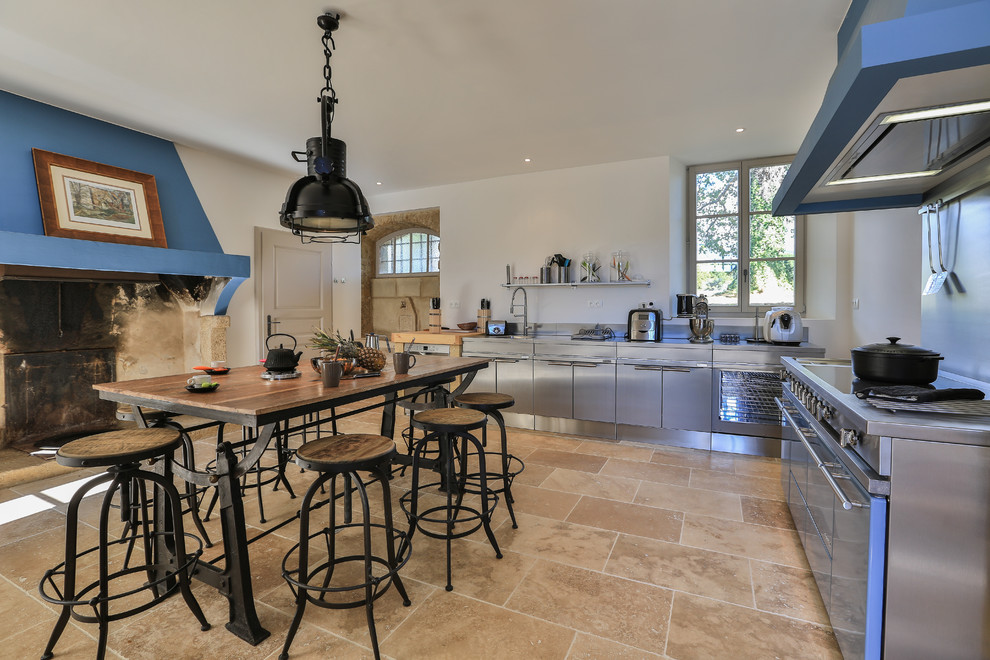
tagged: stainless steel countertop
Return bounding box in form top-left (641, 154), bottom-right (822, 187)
top-left (782, 357), bottom-right (990, 447)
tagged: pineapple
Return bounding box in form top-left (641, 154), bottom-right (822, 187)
top-left (356, 346), bottom-right (386, 372)
top-left (310, 328), bottom-right (361, 358)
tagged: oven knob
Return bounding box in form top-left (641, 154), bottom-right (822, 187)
top-left (820, 404), bottom-right (834, 420)
top-left (839, 428), bottom-right (860, 447)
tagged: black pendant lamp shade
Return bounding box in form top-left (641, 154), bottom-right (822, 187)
top-left (279, 13), bottom-right (374, 243)
top-left (280, 136), bottom-right (373, 235)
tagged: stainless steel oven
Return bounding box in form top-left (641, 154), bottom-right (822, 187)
top-left (713, 362), bottom-right (785, 438)
top-left (778, 384), bottom-right (887, 660)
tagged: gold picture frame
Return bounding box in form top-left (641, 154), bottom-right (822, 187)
top-left (32, 149), bottom-right (167, 249)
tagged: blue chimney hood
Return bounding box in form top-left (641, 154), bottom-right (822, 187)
top-left (773, 0), bottom-right (990, 216)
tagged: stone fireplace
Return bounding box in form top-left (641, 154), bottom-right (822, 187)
top-left (0, 271), bottom-right (224, 450)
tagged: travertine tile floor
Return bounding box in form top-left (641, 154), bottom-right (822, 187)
top-left (0, 405), bottom-right (841, 659)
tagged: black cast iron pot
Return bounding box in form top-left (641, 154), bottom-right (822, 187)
top-left (851, 337), bottom-right (943, 384)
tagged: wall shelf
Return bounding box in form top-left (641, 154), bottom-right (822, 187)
top-left (500, 280), bottom-right (650, 288)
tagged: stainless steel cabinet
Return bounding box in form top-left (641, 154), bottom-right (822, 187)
top-left (616, 362), bottom-right (662, 427)
top-left (661, 365), bottom-right (712, 432)
top-left (572, 360), bottom-right (615, 423)
top-left (494, 357), bottom-right (534, 415)
top-left (533, 359), bottom-right (572, 418)
top-left (534, 358), bottom-right (615, 423)
top-left (467, 358), bottom-right (496, 393)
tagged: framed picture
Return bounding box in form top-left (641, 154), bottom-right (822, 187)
top-left (32, 149), bottom-right (168, 249)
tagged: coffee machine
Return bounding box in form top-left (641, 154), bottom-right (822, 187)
top-left (627, 304), bottom-right (663, 342)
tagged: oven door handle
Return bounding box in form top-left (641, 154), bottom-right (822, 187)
top-left (777, 398), bottom-right (863, 511)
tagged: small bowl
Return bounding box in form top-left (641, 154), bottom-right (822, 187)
top-left (186, 383), bottom-right (219, 393)
top-left (457, 322), bottom-right (477, 331)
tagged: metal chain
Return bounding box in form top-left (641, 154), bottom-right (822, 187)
top-left (320, 29), bottom-right (337, 126)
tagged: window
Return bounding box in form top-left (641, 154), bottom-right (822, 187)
top-left (376, 229), bottom-right (440, 276)
top-left (688, 156), bottom-right (803, 314)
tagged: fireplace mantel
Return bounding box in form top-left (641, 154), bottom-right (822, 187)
top-left (0, 230), bottom-right (249, 314)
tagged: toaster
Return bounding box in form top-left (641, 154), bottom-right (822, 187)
top-left (627, 306), bottom-right (663, 342)
top-left (486, 320), bottom-right (507, 336)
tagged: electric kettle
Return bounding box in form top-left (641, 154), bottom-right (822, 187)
top-left (763, 307), bottom-right (803, 344)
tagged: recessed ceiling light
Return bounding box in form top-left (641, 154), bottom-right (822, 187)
top-left (735, 127), bottom-right (745, 133)
top-left (523, 158), bottom-right (532, 163)
top-left (376, 181), bottom-right (382, 186)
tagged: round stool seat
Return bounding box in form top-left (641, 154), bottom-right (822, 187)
top-left (57, 428), bottom-right (183, 468)
top-left (413, 408), bottom-right (487, 433)
top-left (453, 392), bottom-right (515, 411)
top-left (295, 434), bottom-right (396, 472)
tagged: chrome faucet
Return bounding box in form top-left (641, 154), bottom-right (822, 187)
top-left (510, 286), bottom-right (528, 336)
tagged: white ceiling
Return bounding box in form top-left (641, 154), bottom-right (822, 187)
top-left (0, 0), bottom-right (849, 193)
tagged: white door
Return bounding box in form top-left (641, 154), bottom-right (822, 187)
top-left (256, 227), bottom-right (332, 366)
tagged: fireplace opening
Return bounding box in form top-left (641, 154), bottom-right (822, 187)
top-left (0, 275), bottom-right (220, 451)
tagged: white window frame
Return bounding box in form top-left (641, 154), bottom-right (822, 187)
top-left (687, 155), bottom-right (805, 316)
top-left (376, 228), bottom-right (440, 277)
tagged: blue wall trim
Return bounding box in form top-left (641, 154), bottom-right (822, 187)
top-left (0, 90), bottom-right (249, 278)
top-left (0, 231), bottom-right (249, 278)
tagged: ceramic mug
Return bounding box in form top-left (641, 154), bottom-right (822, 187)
top-left (210, 360), bottom-right (226, 369)
top-left (187, 374), bottom-right (212, 387)
top-left (393, 352), bottom-right (417, 375)
top-left (319, 360), bottom-right (344, 387)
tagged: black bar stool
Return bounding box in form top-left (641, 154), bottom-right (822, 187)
top-left (452, 392), bottom-right (524, 528)
top-left (399, 407), bottom-right (502, 592)
top-left (396, 380), bottom-right (453, 475)
top-left (39, 428), bottom-right (209, 660)
top-left (280, 434), bottom-right (411, 660)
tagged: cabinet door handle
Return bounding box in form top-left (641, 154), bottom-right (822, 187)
top-left (493, 358), bottom-right (519, 364)
top-left (662, 367), bottom-right (691, 373)
top-left (633, 365), bottom-right (665, 371)
top-left (547, 361), bottom-right (573, 367)
top-left (777, 398), bottom-right (864, 510)
top-left (572, 362), bottom-right (601, 368)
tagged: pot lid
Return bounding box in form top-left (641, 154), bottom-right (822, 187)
top-left (852, 336), bottom-right (941, 357)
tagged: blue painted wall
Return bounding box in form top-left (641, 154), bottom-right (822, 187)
top-left (0, 90), bottom-right (222, 251)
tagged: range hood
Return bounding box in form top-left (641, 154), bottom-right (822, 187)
top-left (773, 0), bottom-right (990, 215)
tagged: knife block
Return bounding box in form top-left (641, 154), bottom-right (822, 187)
top-left (477, 308), bottom-right (491, 331)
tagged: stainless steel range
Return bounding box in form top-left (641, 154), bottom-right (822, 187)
top-left (780, 357), bottom-right (990, 660)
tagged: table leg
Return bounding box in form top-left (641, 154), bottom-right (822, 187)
top-left (381, 391), bottom-right (397, 438)
top-left (216, 429), bottom-right (272, 645)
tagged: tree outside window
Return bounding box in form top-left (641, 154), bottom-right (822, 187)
top-left (689, 157), bottom-right (802, 314)
top-left (377, 229), bottom-right (439, 276)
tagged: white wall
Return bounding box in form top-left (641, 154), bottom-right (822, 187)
top-left (175, 143), bottom-right (923, 365)
top-left (848, 207), bottom-right (923, 348)
top-left (175, 145), bottom-right (363, 367)
top-left (370, 157), bottom-right (674, 327)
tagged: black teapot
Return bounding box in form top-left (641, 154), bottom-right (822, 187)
top-left (263, 333), bottom-right (302, 372)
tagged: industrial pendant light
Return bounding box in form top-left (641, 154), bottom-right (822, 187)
top-left (279, 12), bottom-right (373, 243)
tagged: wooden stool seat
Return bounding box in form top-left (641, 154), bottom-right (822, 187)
top-left (57, 428), bottom-right (182, 468)
top-left (413, 408), bottom-right (487, 433)
top-left (295, 434), bottom-right (396, 472)
top-left (452, 392), bottom-right (515, 410)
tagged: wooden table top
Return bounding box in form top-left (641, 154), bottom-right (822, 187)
top-left (94, 355), bottom-right (489, 427)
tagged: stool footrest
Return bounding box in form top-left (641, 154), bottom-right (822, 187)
top-left (39, 531), bottom-right (204, 623)
top-left (281, 523), bottom-right (410, 609)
